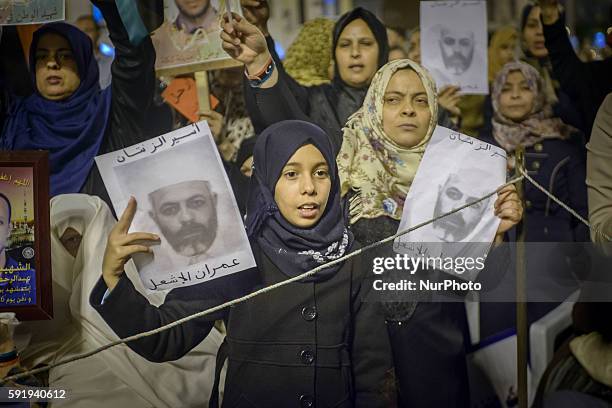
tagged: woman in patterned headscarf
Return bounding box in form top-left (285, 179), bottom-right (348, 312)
top-left (338, 58), bottom-right (522, 407)
top-left (489, 61), bottom-right (586, 243)
top-left (478, 60), bottom-right (588, 349)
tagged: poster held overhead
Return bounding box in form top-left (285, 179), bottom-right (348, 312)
top-left (420, 1), bottom-right (488, 95)
top-left (152, 0), bottom-right (243, 75)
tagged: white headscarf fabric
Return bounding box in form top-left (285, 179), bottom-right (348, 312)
top-left (17, 194), bottom-right (225, 407)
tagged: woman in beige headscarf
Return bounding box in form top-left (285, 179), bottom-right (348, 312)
top-left (338, 58), bottom-right (522, 406)
top-left (13, 194), bottom-right (225, 407)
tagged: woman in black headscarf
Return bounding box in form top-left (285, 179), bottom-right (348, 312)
top-left (91, 120), bottom-right (393, 407)
top-left (220, 7), bottom-right (389, 152)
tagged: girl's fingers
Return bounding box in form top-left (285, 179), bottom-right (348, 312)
top-left (116, 197), bottom-right (137, 234)
top-left (119, 245), bottom-right (153, 259)
top-left (118, 232), bottom-right (160, 246)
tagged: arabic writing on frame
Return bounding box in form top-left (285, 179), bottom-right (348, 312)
top-left (420, 0), bottom-right (488, 95)
top-left (0, 0), bottom-right (64, 26)
top-left (0, 166), bottom-right (36, 306)
top-left (95, 122), bottom-right (256, 292)
top-left (151, 0), bottom-right (242, 71)
top-left (394, 126), bottom-right (506, 280)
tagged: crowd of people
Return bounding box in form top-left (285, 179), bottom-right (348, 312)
top-left (0, 0), bottom-right (610, 407)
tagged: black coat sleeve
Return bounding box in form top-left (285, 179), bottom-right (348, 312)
top-left (349, 246), bottom-right (394, 407)
top-left (90, 269), bottom-right (256, 363)
top-left (543, 13), bottom-right (612, 135)
top-left (92, 0), bottom-right (163, 151)
top-left (82, 1), bottom-right (171, 205)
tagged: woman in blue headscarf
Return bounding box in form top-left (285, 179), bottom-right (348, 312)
top-left (0, 1), bottom-right (166, 198)
top-left (90, 120), bottom-right (393, 407)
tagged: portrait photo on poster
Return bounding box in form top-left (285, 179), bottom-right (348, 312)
top-left (420, 1), bottom-right (488, 95)
top-left (0, 167), bottom-right (36, 307)
top-left (95, 122), bottom-right (255, 292)
top-left (394, 126), bottom-right (506, 280)
top-left (152, 0), bottom-right (242, 71)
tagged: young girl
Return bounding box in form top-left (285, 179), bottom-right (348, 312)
top-left (91, 120), bottom-right (392, 407)
top-left (338, 58), bottom-right (522, 406)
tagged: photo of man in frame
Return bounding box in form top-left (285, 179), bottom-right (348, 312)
top-left (151, 0), bottom-right (240, 70)
top-left (0, 191), bottom-right (36, 306)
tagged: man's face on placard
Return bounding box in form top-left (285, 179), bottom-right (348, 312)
top-left (439, 27), bottom-right (475, 75)
top-left (174, 0), bottom-right (210, 19)
top-left (149, 180), bottom-right (218, 257)
top-left (432, 172), bottom-right (488, 242)
top-left (0, 196), bottom-right (11, 255)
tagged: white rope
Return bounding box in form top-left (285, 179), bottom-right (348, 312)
top-left (518, 167), bottom-right (611, 242)
top-left (2, 176), bottom-right (524, 384)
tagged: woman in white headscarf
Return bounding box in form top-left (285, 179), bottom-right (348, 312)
top-left (15, 194), bottom-right (225, 407)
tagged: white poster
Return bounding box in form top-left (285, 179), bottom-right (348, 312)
top-left (394, 126), bottom-right (506, 280)
top-left (151, 0), bottom-right (242, 71)
top-left (420, 1), bottom-right (488, 95)
top-left (0, 0), bottom-right (64, 25)
top-left (95, 122), bottom-right (256, 292)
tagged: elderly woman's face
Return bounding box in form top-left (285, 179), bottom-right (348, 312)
top-left (382, 69), bottom-right (432, 148)
top-left (335, 18), bottom-right (380, 88)
top-left (499, 70), bottom-right (535, 122)
top-left (34, 33), bottom-right (80, 101)
top-left (523, 6), bottom-right (548, 58)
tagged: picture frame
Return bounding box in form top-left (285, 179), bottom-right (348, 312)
top-left (0, 151), bottom-right (52, 320)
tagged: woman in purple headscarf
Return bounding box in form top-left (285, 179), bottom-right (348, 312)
top-left (0, 1), bottom-right (166, 199)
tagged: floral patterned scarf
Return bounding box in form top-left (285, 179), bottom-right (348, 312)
top-left (492, 61), bottom-right (574, 152)
top-left (338, 59), bottom-right (438, 223)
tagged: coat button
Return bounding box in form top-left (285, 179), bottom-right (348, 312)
top-left (299, 394), bottom-right (314, 408)
top-left (300, 348), bottom-right (315, 365)
top-left (534, 143), bottom-right (543, 152)
top-left (525, 200), bottom-right (532, 209)
top-left (532, 161), bottom-right (541, 170)
top-left (301, 306), bottom-right (317, 321)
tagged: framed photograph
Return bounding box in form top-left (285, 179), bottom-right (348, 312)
top-left (152, 0), bottom-right (244, 76)
top-left (0, 151), bottom-right (52, 320)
